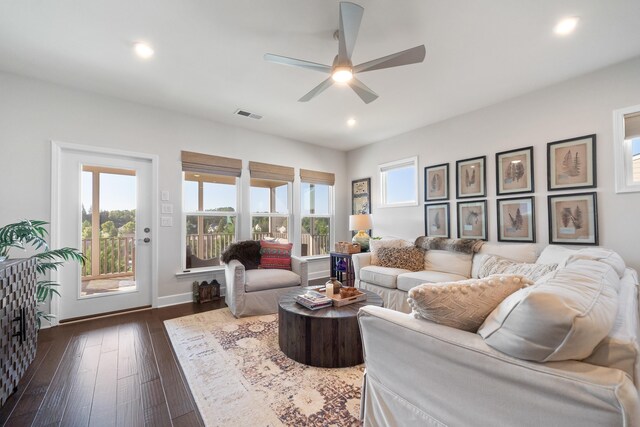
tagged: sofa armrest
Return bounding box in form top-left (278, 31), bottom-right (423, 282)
top-left (291, 255), bottom-right (308, 286)
top-left (352, 252), bottom-right (371, 284)
top-left (358, 306), bottom-right (640, 426)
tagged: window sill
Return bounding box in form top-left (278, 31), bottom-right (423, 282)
top-left (302, 255), bottom-right (330, 261)
top-left (175, 266), bottom-right (225, 277)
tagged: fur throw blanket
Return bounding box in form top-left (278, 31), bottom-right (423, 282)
top-left (414, 236), bottom-right (484, 254)
top-left (221, 240), bottom-right (261, 270)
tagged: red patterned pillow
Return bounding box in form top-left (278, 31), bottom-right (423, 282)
top-left (259, 241), bottom-right (293, 270)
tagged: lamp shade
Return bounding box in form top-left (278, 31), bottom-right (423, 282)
top-left (349, 214), bottom-right (373, 231)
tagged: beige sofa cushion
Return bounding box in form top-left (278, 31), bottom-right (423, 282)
top-left (535, 245), bottom-right (577, 268)
top-left (360, 266), bottom-right (411, 289)
top-left (476, 255), bottom-right (558, 282)
top-left (566, 247), bottom-right (627, 279)
top-left (408, 275), bottom-right (532, 332)
top-left (244, 269), bottom-right (300, 292)
top-left (397, 271), bottom-right (468, 292)
top-left (425, 250), bottom-right (472, 278)
top-left (471, 243), bottom-right (538, 278)
top-left (479, 259), bottom-right (620, 362)
top-left (370, 238), bottom-right (412, 265)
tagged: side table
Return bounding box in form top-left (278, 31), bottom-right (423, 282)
top-left (330, 252), bottom-right (356, 287)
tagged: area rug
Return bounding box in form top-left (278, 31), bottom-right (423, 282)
top-left (164, 308), bottom-right (364, 426)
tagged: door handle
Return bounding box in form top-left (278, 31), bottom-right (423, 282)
top-left (143, 237), bottom-right (151, 243)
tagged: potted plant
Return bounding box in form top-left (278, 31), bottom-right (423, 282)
top-left (0, 219), bottom-right (85, 327)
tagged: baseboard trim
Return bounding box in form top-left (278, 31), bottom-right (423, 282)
top-left (158, 288), bottom-right (227, 308)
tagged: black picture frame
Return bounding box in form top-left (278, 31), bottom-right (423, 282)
top-left (424, 163), bottom-right (449, 201)
top-left (547, 134), bottom-right (597, 191)
top-left (456, 199), bottom-right (488, 240)
top-left (456, 156), bottom-right (486, 199)
top-left (496, 146), bottom-right (534, 195)
top-left (496, 196), bottom-right (536, 243)
top-left (424, 203), bottom-right (450, 238)
top-left (352, 178), bottom-right (371, 215)
top-left (548, 192), bottom-right (598, 245)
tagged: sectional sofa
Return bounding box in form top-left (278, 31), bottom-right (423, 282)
top-left (354, 239), bottom-right (640, 426)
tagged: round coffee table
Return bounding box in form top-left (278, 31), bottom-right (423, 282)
top-left (278, 287), bottom-right (383, 368)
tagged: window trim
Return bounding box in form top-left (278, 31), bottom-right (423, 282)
top-left (181, 172), bottom-right (240, 272)
top-left (378, 156), bottom-right (419, 208)
top-left (614, 104), bottom-right (640, 193)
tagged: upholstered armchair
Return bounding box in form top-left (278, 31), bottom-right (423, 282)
top-left (224, 256), bottom-right (308, 318)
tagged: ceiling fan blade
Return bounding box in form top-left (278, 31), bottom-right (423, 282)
top-left (298, 78), bottom-right (334, 102)
top-left (264, 53), bottom-right (331, 73)
top-left (353, 45), bottom-right (426, 73)
top-left (337, 2), bottom-right (364, 62)
top-left (348, 77), bottom-right (379, 104)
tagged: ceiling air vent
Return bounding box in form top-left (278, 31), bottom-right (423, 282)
top-left (234, 109), bottom-right (262, 120)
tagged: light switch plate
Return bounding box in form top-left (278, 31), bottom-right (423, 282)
top-left (161, 190), bottom-right (170, 201)
top-left (161, 217), bottom-right (173, 227)
top-left (161, 203), bottom-right (173, 214)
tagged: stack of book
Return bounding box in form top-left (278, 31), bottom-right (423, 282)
top-left (295, 291), bottom-right (332, 310)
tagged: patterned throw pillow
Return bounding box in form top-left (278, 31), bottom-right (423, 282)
top-left (370, 238), bottom-right (412, 265)
top-left (259, 241), bottom-right (293, 270)
top-left (376, 247), bottom-right (425, 272)
top-left (478, 255), bottom-right (558, 282)
top-left (408, 275), bottom-right (533, 332)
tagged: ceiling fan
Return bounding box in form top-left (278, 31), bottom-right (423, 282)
top-left (264, 2), bottom-right (426, 104)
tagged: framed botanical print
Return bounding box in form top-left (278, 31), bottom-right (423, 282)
top-left (496, 146), bottom-right (534, 195)
top-left (424, 163), bottom-right (449, 201)
top-left (424, 203), bottom-right (450, 238)
top-left (456, 156), bottom-right (486, 199)
top-left (456, 200), bottom-right (488, 240)
top-left (352, 178), bottom-right (371, 214)
top-left (547, 134), bottom-right (597, 191)
top-left (548, 192), bottom-right (598, 245)
top-left (497, 197), bottom-right (536, 243)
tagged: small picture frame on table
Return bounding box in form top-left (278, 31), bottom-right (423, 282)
top-left (424, 203), bottom-right (450, 238)
top-left (547, 134), bottom-right (597, 191)
top-left (424, 163), bottom-right (449, 201)
top-left (496, 146), bottom-right (534, 195)
top-left (497, 197), bottom-right (536, 243)
top-left (456, 200), bottom-right (488, 240)
top-left (456, 156), bottom-right (486, 199)
top-left (548, 192), bottom-right (598, 245)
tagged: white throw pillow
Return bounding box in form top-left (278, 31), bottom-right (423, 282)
top-left (478, 259), bottom-right (620, 362)
top-left (407, 275), bottom-right (532, 332)
top-left (369, 238), bottom-right (412, 265)
top-left (477, 255), bottom-right (558, 282)
top-left (425, 250), bottom-right (473, 278)
top-left (535, 245), bottom-right (577, 268)
top-left (566, 247), bottom-right (626, 279)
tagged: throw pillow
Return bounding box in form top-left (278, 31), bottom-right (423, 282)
top-left (376, 247), bottom-right (425, 272)
top-left (259, 240), bottom-right (293, 270)
top-left (408, 274), bottom-right (533, 332)
top-left (221, 240), bottom-right (261, 270)
top-left (369, 238), bottom-right (412, 265)
top-left (477, 255), bottom-right (558, 282)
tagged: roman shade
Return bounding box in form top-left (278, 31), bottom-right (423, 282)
top-left (181, 151), bottom-right (242, 177)
top-left (248, 161), bottom-right (294, 182)
top-left (300, 169), bottom-right (335, 186)
top-left (625, 112), bottom-right (640, 140)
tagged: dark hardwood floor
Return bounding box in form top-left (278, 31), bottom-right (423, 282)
top-left (0, 299), bottom-right (226, 427)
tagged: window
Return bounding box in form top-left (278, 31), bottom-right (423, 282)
top-left (248, 161), bottom-right (295, 244)
top-left (250, 178), bottom-right (290, 242)
top-left (181, 151), bottom-right (241, 270)
top-left (614, 105), bottom-right (640, 193)
top-left (379, 156), bottom-right (418, 207)
top-left (300, 169), bottom-right (335, 257)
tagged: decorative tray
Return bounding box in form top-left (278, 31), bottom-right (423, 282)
top-left (318, 288), bottom-right (367, 307)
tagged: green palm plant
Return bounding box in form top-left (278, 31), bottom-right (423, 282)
top-left (0, 219), bottom-right (85, 328)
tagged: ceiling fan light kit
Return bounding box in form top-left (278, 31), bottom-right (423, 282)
top-left (264, 1), bottom-right (426, 104)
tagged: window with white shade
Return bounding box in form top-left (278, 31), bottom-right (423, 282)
top-left (379, 156), bottom-right (419, 207)
top-left (614, 106), bottom-right (640, 193)
top-left (300, 169), bottom-right (334, 257)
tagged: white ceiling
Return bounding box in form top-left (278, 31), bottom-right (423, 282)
top-left (1, 1), bottom-right (640, 151)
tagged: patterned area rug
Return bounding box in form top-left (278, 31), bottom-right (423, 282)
top-left (164, 308), bottom-right (364, 426)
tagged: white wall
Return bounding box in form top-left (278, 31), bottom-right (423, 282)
top-left (0, 71), bottom-right (348, 302)
top-left (347, 57), bottom-right (640, 272)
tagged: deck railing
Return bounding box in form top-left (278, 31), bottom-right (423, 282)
top-left (82, 237), bottom-right (135, 278)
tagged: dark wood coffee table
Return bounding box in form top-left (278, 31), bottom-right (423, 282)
top-left (278, 287), bottom-right (383, 368)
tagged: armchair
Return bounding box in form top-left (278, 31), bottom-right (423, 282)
top-left (224, 256), bottom-right (308, 317)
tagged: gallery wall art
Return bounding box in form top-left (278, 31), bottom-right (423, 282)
top-left (547, 134), bottom-right (597, 191)
top-left (456, 156), bottom-right (486, 199)
top-left (548, 192), bottom-right (598, 245)
top-left (424, 203), bottom-right (450, 238)
top-left (424, 163), bottom-right (449, 201)
top-left (496, 146), bottom-right (534, 195)
top-left (496, 197), bottom-right (535, 243)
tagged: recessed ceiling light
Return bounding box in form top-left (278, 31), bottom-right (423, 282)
top-left (134, 42), bottom-right (154, 59)
top-left (554, 17), bottom-right (579, 36)
top-left (347, 118), bottom-right (356, 127)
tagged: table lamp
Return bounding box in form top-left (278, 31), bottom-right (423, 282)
top-left (349, 214), bottom-right (373, 251)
